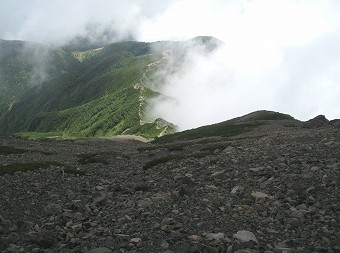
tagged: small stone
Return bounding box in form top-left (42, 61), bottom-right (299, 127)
top-left (251, 191), bottom-right (270, 199)
top-left (188, 235), bottom-right (202, 241)
top-left (206, 246), bottom-right (220, 253)
top-left (233, 230), bottom-right (258, 243)
top-left (161, 217), bottom-right (174, 226)
top-left (95, 185), bottom-right (105, 191)
top-left (137, 199), bottom-right (153, 208)
top-left (71, 223), bottom-right (82, 232)
top-left (234, 250), bottom-right (260, 253)
top-left (206, 232), bottom-right (228, 243)
top-left (150, 222), bottom-right (160, 229)
top-left (222, 146), bottom-right (235, 154)
top-left (205, 185), bottom-right (218, 190)
top-left (134, 182), bottom-right (149, 191)
top-left (211, 170), bottom-right (225, 178)
top-left (275, 239), bottom-right (297, 250)
top-left (311, 166), bottom-right (319, 172)
top-left (86, 247), bottom-right (112, 253)
top-left (6, 244), bottom-right (22, 253)
top-left (92, 192), bottom-right (107, 205)
top-left (296, 204), bottom-right (308, 210)
top-left (249, 167), bottom-right (265, 172)
top-left (160, 240), bottom-right (170, 249)
top-left (176, 176), bottom-right (195, 185)
top-left (231, 186), bottom-right (241, 194)
top-left (44, 203), bottom-right (62, 216)
top-left (73, 212), bottom-right (83, 220)
top-left (290, 207), bottom-right (307, 218)
top-left (130, 238), bottom-right (142, 244)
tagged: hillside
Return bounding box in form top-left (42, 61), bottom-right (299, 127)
top-left (153, 110), bottom-right (298, 144)
top-left (0, 114), bottom-right (339, 252)
top-left (0, 37), bottom-right (221, 139)
top-left (0, 40), bottom-right (81, 117)
top-left (0, 39), bottom-right (192, 138)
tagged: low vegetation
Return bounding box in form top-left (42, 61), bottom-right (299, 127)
top-left (17, 132), bottom-right (64, 140)
top-left (0, 40), bottom-right (173, 139)
top-left (153, 120), bottom-right (262, 144)
top-left (0, 145), bottom-right (27, 155)
top-left (153, 111), bottom-right (296, 144)
top-left (77, 153), bottom-right (110, 165)
top-left (0, 162), bottom-right (61, 176)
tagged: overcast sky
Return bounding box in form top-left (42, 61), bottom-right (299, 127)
top-left (1, 0), bottom-right (340, 128)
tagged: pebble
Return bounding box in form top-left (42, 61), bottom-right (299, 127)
top-left (86, 247), bottom-right (112, 253)
top-left (44, 203), bottom-right (62, 216)
top-left (1, 125), bottom-right (339, 252)
top-left (233, 230), bottom-right (258, 243)
top-left (251, 191), bottom-right (270, 199)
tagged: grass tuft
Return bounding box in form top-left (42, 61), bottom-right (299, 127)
top-left (0, 146), bottom-right (27, 155)
top-left (77, 153), bottom-right (109, 165)
top-left (0, 162), bottom-right (61, 176)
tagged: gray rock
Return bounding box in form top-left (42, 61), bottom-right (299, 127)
top-left (251, 191), bottom-right (270, 199)
top-left (6, 244), bottom-right (22, 253)
top-left (86, 247), bottom-right (112, 253)
top-left (206, 232), bottom-right (226, 242)
top-left (160, 240), bottom-right (170, 249)
top-left (249, 166), bottom-right (265, 172)
top-left (92, 191), bottom-right (107, 205)
top-left (222, 146), bottom-right (235, 154)
top-left (44, 203), bottom-right (62, 216)
top-left (290, 207), bottom-right (307, 218)
top-left (137, 199), bottom-right (153, 208)
top-left (234, 250), bottom-right (260, 253)
top-left (134, 182), bottom-right (149, 191)
top-left (211, 170), bottom-right (225, 178)
top-left (233, 230), bottom-right (258, 243)
top-left (231, 185), bottom-right (241, 194)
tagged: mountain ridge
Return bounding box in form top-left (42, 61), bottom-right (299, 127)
top-left (0, 37), bottom-right (223, 139)
top-left (1, 37), bottom-right (337, 141)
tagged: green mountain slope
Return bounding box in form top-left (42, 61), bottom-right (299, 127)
top-left (0, 39), bottom-right (81, 117)
top-left (153, 110), bottom-right (298, 143)
top-left (0, 39), bottom-right (177, 138)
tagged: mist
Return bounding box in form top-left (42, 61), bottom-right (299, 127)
top-left (142, 0), bottom-right (340, 130)
top-left (0, 0), bottom-right (173, 47)
top-left (1, 0), bottom-right (340, 130)
top-left (147, 32), bottom-right (340, 130)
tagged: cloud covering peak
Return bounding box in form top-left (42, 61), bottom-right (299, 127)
top-left (1, 0), bottom-right (340, 129)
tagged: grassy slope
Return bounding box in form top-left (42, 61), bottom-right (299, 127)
top-left (0, 37), bottom-right (224, 139)
top-left (28, 88), bottom-right (169, 138)
top-left (153, 111), bottom-right (295, 144)
top-left (0, 40), bottom-right (172, 138)
top-left (0, 40), bottom-right (81, 117)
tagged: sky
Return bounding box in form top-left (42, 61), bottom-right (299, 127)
top-left (1, 0), bottom-right (340, 130)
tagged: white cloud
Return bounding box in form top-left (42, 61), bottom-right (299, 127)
top-left (1, 0), bottom-right (340, 128)
top-left (144, 0), bottom-right (340, 129)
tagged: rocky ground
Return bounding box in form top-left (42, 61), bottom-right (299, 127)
top-left (0, 121), bottom-right (340, 253)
